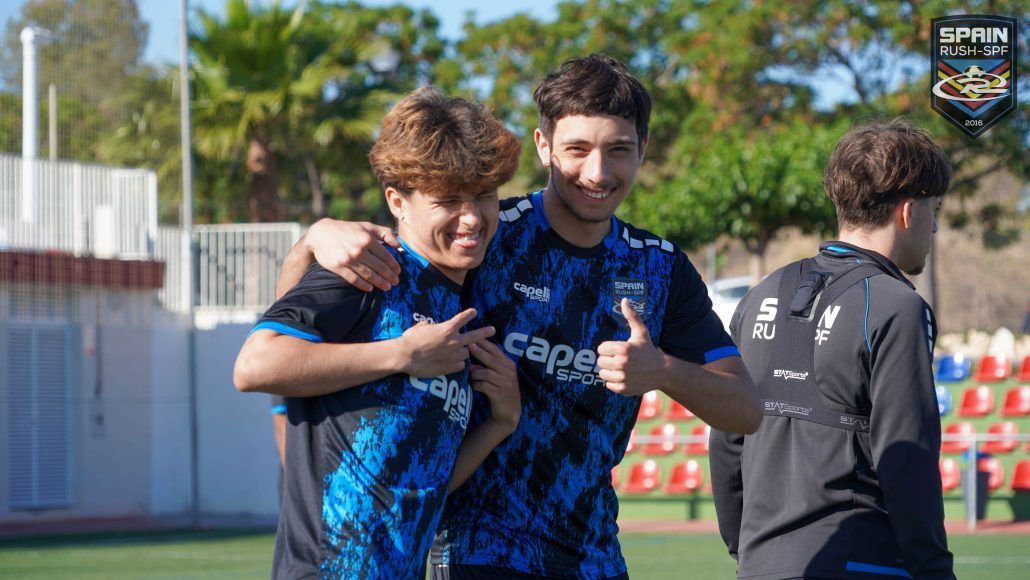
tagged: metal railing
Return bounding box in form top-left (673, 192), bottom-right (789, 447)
top-left (0, 155), bottom-right (157, 259)
top-left (628, 432), bottom-right (1030, 530)
top-left (942, 433), bottom-right (1030, 530)
top-left (194, 223), bottom-right (302, 313)
top-left (156, 223), bottom-right (303, 315)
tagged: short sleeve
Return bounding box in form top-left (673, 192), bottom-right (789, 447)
top-left (253, 264), bottom-right (377, 343)
top-left (659, 252), bottom-right (740, 365)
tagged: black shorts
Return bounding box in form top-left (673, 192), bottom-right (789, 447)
top-left (429, 563), bottom-right (629, 580)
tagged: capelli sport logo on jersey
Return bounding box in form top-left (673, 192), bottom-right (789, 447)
top-left (503, 331), bottom-right (605, 387)
top-left (513, 282), bottom-right (551, 303)
top-left (412, 312), bottom-right (437, 324)
top-left (931, 15), bottom-right (1017, 138)
top-left (408, 375), bottom-right (472, 428)
top-left (612, 278), bottom-right (648, 323)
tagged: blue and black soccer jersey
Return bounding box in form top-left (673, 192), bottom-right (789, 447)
top-left (431, 191), bottom-right (738, 578)
top-left (255, 241), bottom-right (473, 579)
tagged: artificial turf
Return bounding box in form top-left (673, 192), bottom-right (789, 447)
top-left (1, 529), bottom-right (1027, 579)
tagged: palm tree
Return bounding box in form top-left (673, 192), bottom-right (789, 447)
top-left (189, 0), bottom-right (394, 222)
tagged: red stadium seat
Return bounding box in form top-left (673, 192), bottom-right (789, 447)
top-left (666, 400), bottom-right (696, 422)
top-left (1018, 355), bottom-right (1030, 382)
top-left (685, 424), bottom-right (711, 456)
top-left (981, 422), bottom-right (1020, 454)
top-left (975, 355), bottom-right (1012, 383)
top-left (611, 465), bottom-right (621, 490)
top-left (941, 422), bottom-right (976, 454)
top-left (624, 460), bottom-right (662, 494)
top-left (978, 457), bottom-right (1005, 492)
top-left (625, 428), bottom-right (638, 454)
top-left (940, 458), bottom-right (961, 492)
top-left (637, 391), bottom-right (663, 421)
top-left (644, 423), bottom-right (680, 456)
top-left (1011, 461), bottom-right (1030, 492)
top-left (1001, 386), bottom-right (1030, 417)
top-left (957, 386), bottom-right (995, 418)
top-left (665, 460), bottom-right (705, 494)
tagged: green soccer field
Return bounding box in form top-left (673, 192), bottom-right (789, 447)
top-left (1, 529), bottom-right (1027, 579)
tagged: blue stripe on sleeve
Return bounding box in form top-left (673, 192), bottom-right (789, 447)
top-left (250, 321), bottom-right (323, 343)
top-left (270, 404), bottom-right (287, 415)
top-left (845, 561), bottom-right (913, 578)
top-left (704, 345), bottom-right (741, 363)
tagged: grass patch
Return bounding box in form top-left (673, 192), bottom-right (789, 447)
top-left (1, 529), bottom-right (1026, 579)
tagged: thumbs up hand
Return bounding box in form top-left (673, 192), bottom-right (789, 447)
top-left (596, 299), bottom-right (668, 396)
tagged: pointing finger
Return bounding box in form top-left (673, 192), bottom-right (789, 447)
top-left (445, 308), bottom-right (478, 331)
top-left (469, 340), bottom-right (506, 369)
top-left (458, 326), bottom-right (496, 346)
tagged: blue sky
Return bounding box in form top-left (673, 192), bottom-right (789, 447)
top-left (1, 0), bottom-right (560, 65)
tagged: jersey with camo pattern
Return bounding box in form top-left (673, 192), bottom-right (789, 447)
top-left (431, 191), bottom-right (737, 578)
top-left (256, 242), bottom-right (472, 579)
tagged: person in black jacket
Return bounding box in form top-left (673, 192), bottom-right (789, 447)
top-left (710, 119), bottom-right (955, 579)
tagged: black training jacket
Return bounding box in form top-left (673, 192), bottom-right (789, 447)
top-left (710, 241), bottom-right (954, 579)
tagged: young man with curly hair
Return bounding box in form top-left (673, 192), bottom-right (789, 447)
top-left (235, 87), bottom-right (523, 578)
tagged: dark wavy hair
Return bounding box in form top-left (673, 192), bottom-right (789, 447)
top-left (533, 54), bottom-right (652, 144)
top-left (824, 118), bottom-right (951, 229)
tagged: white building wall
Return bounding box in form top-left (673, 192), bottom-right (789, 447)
top-left (149, 309), bottom-right (192, 516)
top-left (76, 324), bottom-right (153, 516)
top-left (1, 284), bottom-right (279, 525)
top-left (196, 323), bottom-right (280, 518)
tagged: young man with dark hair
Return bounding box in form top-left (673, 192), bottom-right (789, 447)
top-left (277, 54), bottom-right (762, 579)
top-left (709, 119), bottom-right (955, 579)
top-left (235, 87), bottom-right (523, 578)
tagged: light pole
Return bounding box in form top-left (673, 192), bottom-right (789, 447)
top-left (20, 26), bottom-right (54, 224)
top-left (178, 0), bottom-right (200, 528)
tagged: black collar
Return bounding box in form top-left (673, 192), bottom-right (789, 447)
top-left (818, 241), bottom-right (913, 289)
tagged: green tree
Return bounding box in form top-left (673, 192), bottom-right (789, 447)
top-left (697, 0), bottom-right (1029, 244)
top-left (1, 0), bottom-right (148, 110)
top-left (0, 90), bottom-right (104, 161)
top-left (623, 118), bottom-right (846, 277)
top-left (188, 0), bottom-right (444, 223)
top-left (445, 0), bottom-right (1026, 273)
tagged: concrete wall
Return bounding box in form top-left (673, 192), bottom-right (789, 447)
top-left (149, 309), bottom-right (193, 516)
top-left (0, 317), bottom-right (156, 522)
top-left (196, 323), bottom-right (280, 518)
top-left (1, 288), bottom-right (280, 525)
top-left (78, 324), bottom-right (153, 516)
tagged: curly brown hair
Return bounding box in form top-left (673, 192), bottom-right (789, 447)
top-left (369, 87), bottom-right (521, 196)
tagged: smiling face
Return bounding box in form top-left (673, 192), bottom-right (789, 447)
top-left (387, 187), bottom-right (499, 283)
top-left (534, 114), bottom-right (646, 239)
